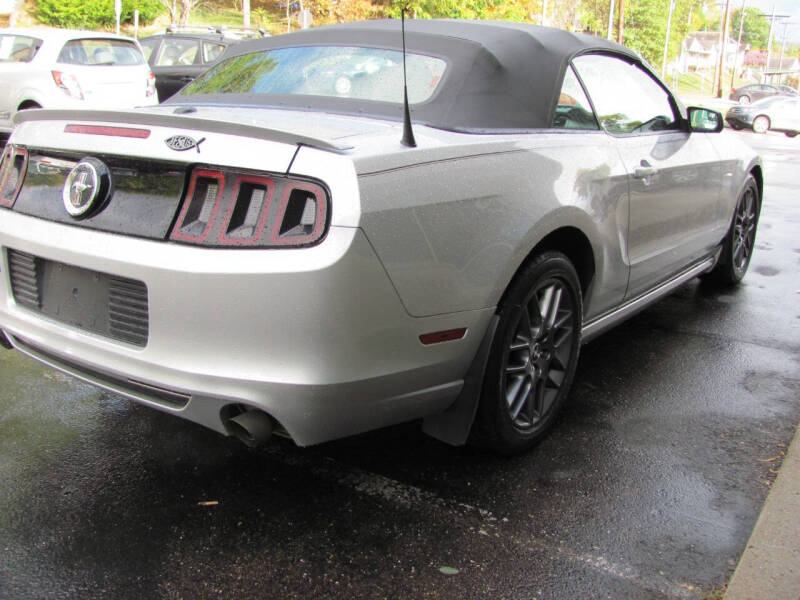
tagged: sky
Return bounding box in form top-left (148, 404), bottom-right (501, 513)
top-left (738, 0), bottom-right (800, 43)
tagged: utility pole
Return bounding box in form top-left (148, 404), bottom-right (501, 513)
top-left (661, 0), bottom-right (676, 79)
top-left (243, 0), bottom-right (250, 27)
top-left (716, 0), bottom-right (732, 98)
top-left (607, 0), bottom-right (616, 40)
top-left (542, 0), bottom-right (548, 26)
top-left (730, 0), bottom-right (746, 91)
top-left (765, 4), bottom-right (776, 83)
top-left (778, 22), bottom-right (789, 77)
top-left (617, 0), bottom-right (625, 44)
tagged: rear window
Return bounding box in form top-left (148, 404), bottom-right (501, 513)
top-left (57, 38), bottom-right (144, 66)
top-left (181, 46), bottom-right (447, 104)
top-left (0, 35), bottom-right (42, 63)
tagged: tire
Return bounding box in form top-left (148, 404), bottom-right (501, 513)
top-left (474, 251), bottom-right (582, 454)
top-left (752, 115), bottom-right (770, 134)
top-left (729, 123), bottom-right (743, 130)
top-left (738, 95), bottom-right (751, 104)
top-left (704, 175), bottom-right (759, 286)
top-left (785, 132), bottom-right (798, 138)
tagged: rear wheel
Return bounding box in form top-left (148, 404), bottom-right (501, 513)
top-left (752, 115), bottom-right (770, 134)
top-left (786, 132), bottom-right (798, 138)
top-left (729, 123), bottom-right (743, 130)
top-left (738, 95), bottom-right (751, 104)
top-left (704, 175), bottom-right (759, 286)
top-left (474, 252), bottom-right (582, 454)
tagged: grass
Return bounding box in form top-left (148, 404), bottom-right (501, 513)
top-left (673, 69), bottom-right (760, 98)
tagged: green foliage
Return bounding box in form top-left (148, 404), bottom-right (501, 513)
top-left (382, 0), bottom-right (536, 21)
top-left (580, 0), bottom-right (695, 69)
top-left (36, 0), bottom-right (164, 29)
top-left (729, 7), bottom-right (770, 49)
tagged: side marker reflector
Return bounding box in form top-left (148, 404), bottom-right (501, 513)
top-left (419, 328), bottom-right (467, 345)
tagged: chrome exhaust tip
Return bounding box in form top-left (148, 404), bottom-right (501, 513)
top-left (223, 405), bottom-right (273, 447)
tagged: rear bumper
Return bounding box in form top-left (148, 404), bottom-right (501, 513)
top-left (0, 212), bottom-right (493, 445)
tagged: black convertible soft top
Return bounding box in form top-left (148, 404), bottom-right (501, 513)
top-left (169, 19), bottom-right (641, 132)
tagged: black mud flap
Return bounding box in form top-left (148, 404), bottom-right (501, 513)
top-left (421, 315), bottom-right (499, 446)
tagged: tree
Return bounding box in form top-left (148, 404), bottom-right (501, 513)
top-left (158, 0), bottom-right (202, 25)
top-left (37, 0), bottom-right (163, 29)
top-left (729, 6), bottom-right (770, 49)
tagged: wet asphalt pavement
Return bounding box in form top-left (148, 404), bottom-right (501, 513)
top-left (1, 130), bottom-right (799, 600)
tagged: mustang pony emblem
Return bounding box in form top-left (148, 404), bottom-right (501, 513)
top-left (165, 135), bottom-right (206, 153)
top-left (62, 159), bottom-right (111, 218)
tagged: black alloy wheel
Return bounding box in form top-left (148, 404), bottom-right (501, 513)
top-left (730, 182), bottom-right (758, 277)
top-left (752, 115), bottom-right (770, 134)
top-left (704, 175), bottom-right (759, 285)
top-left (475, 251), bottom-right (582, 454)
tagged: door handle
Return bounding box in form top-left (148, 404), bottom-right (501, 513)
top-left (633, 165), bottom-right (657, 179)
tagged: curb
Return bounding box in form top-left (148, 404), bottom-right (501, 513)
top-left (724, 423), bottom-right (800, 600)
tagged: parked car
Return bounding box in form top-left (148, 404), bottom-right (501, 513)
top-left (726, 96), bottom-right (800, 136)
top-left (139, 26), bottom-right (268, 101)
top-left (729, 83), bottom-right (792, 104)
top-left (0, 20), bottom-right (762, 454)
top-left (776, 84), bottom-right (798, 96)
top-left (0, 28), bottom-right (157, 144)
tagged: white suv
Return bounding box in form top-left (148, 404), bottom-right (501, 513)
top-left (0, 28), bottom-right (158, 140)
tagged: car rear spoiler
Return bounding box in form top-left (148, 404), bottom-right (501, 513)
top-left (12, 109), bottom-right (353, 153)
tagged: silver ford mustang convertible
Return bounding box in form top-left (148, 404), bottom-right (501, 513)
top-left (0, 20), bottom-right (762, 453)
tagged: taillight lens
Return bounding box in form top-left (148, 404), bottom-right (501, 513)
top-left (52, 70), bottom-right (84, 100)
top-left (0, 145), bottom-right (28, 208)
top-left (146, 71), bottom-right (157, 98)
top-left (170, 168), bottom-right (329, 248)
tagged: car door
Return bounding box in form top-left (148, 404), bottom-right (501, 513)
top-left (787, 98), bottom-right (800, 133)
top-left (573, 53), bottom-right (723, 299)
top-left (770, 97), bottom-right (799, 131)
top-left (152, 37), bottom-right (205, 100)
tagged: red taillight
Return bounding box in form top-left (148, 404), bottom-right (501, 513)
top-left (146, 71), bottom-right (156, 98)
top-left (52, 70), bottom-right (84, 100)
top-left (0, 145), bottom-right (28, 208)
top-left (270, 181), bottom-right (327, 246)
top-left (217, 175), bottom-right (274, 245)
top-left (170, 167), bottom-right (328, 248)
top-left (170, 169), bottom-right (225, 243)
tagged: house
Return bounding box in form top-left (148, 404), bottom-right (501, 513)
top-left (766, 55), bottom-right (800, 74)
top-left (0, 0), bottom-right (22, 26)
top-left (675, 31), bottom-right (745, 73)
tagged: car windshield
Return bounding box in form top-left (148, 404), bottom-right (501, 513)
top-left (57, 38), bottom-right (145, 66)
top-left (180, 46), bottom-right (447, 104)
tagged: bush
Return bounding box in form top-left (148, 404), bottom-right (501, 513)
top-left (36, 0), bottom-right (164, 30)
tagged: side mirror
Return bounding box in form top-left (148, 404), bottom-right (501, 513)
top-left (687, 106), bottom-right (724, 133)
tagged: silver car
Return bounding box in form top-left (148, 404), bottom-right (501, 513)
top-left (725, 95), bottom-right (800, 137)
top-left (0, 20), bottom-right (762, 454)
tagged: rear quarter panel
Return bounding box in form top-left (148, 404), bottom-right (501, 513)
top-left (356, 131), bottom-right (631, 320)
